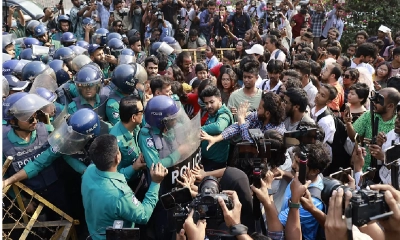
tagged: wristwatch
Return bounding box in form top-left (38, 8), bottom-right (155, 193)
top-left (229, 224), bottom-right (248, 236)
top-left (288, 199), bottom-right (300, 209)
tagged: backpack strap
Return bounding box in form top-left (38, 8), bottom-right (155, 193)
top-left (316, 109), bottom-right (331, 123)
top-left (274, 49), bottom-right (281, 59)
top-left (261, 80), bottom-right (268, 91)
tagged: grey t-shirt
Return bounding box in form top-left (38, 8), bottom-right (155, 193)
top-left (283, 114), bottom-right (315, 131)
top-left (227, 88), bottom-right (263, 112)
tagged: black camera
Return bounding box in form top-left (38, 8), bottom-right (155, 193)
top-left (165, 177), bottom-right (233, 235)
top-left (267, 6), bottom-right (280, 22)
top-left (156, 9), bottom-right (164, 23)
top-left (321, 177), bottom-right (391, 227)
top-left (151, 1), bottom-right (158, 12)
top-left (118, 8), bottom-right (129, 17)
top-left (370, 90), bottom-right (384, 106)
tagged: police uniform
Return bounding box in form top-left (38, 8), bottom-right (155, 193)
top-left (106, 89), bottom-right (125, 125)
top-left (81, 164), bottom-right (160, 240)
top-left (67, 94), bottom-right (108, 119)
top-left (109, 122), bottom-right (141, 180)
top-left (138, 126), bottom-right (181, 169)
top-left (2, 122), bottom-right (69, 218)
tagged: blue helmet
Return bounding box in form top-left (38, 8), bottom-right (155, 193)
top-left (107, 38), bottom-right (125, 57)
top-left (21, 61), bottom-right (54, 82)
top-left (53, 47), bottom-right (76, 70)
top-left (34, 24), bottom-right (48, 37)
top-left (4, 75), bottom-right (30, 91)
top-left (150, 42), bottom-right (162, 56)
top-left (2, 92), bottom-right (29, 121)
top-left (76, 40), bottom-right (89, 49)
top-left (3, 59), bottom-right (20, 76)
top-left (19, 48), bottom-right (40, 61)
top-left (121, 49), bottom-right (135, 56)
top-left (60, 32), bottom-right (77, 45)
top-left (107, 32), bottom-right (123, 43)
top-left (82, 17), bottom-right (96, 28)
top-left (23, 37), bottom-right (41, 48)
top-left (92, 28), bottom-right (109, 45)
top-left (69, 45), bottom-right (88, 56)
top-left (145, 95), bottom-right (180, 130)
top-left (33, 87), bottom-right (57, 102)
top-left (68, 108), bottom-right (101, 137)
top-left (111, 64), bottom-right (147, 94)
top-left (48, 59), bottom-right (71, 86)
top-left (163, 36), bottom-right (177, 44)
top-left (26, 20), bottom-right (41, 36)
top-left (75, 66), bottom-right (102, 84)
top-left (127, 29), bottom-right (139, 39)
top-left (57, 15), bottom-right (72, 32)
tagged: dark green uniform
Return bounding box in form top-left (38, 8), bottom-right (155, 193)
top-left (201, 104), bottom-right (233, 163)
top-left (109, 122), bottom-right (141, 180)
top-left (81, 164), bottom-right (160, 240)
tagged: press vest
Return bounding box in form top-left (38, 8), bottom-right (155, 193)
top-left (3, 123), bottom-right (58, 190)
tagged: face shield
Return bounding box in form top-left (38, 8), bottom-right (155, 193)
top-left (29, 73), bottom-right (58, 94)
top-left (3, 77), bottom-right (10, 98)
top-left (2, 53), bottom-right (13, 63)
top-left (162, 108), bottom-right (201, 165)
top-left (40, 66), bottom-right (57, 82)
top-left (8, 94), bottom-right (52, 122)
top-left (118, 55), bottom-right (136, 65)
top-left (71, 55), bottom-right (93, 73)
top-left (169, 42), bottom-right (182, 54)
top-left (70, 46), bottom-right (89, 56)
top-left (48, 120), bottom-right (93, 155)
top-left (13, 60), bottom-right (31, 79)
top-left (92, 34), bottom-right (107, 46)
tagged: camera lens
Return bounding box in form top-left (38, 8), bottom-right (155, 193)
top-left (199, 176), bottom-right (220, 195)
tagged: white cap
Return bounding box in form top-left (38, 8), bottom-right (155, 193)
top-left (378, 25), bottom-right (391, 33)
top-left (245, 44), bottom-right (264, 55)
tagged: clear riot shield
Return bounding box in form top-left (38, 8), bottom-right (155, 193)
top-left (165, 109), bottom-right (201, 165)
top-left (39, 67), bottom-right (57, 82)
top-left (8, 94), bottom-right (52, 122)
top-left (29, 73), bottom-right (58, 94)
top-left (52, 107), bottom-right (70, 130)
top-left (2, 53), bottom-right (12, 63)
top-left (48, 121), bottom-right (93, 155)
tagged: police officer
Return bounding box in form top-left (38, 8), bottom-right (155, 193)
top-left (88, 44), bottom-right (110, 78)
top-left (2, 93), bottom-right (68, 218)
top-left (2, 108), bottom-right (104, 188)
top-left (138, 95), bottom-right (199, 240)
top-left (53, 47), bottom-right (76, 73)
top-left (34, 24), bottom-right (61, 49)
top-left (60, 32), bottom-right (77, 47)
top-left (4, 75), bottom-right (29, 95)
top-left (82, 134), bottom-right (168, 240)
top-left (21, 61), bottom-right (56, 82)
top-left (52, 15), bottom-right (73, 41)
top-left (109, 95), bottom-right (147, 182)
top-left (106, 63), bottom-right (147, 125)
top-left (67, 66), bottom-right (108, 121)
top-left (3, 33), bottom-right (16, 59)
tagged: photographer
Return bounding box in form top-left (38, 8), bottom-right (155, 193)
top-left (279, 141), bottom-right (331, 240)
top-left (42, 3), bottom-right (65, 34)
top-left (70, 0), bottom-right (96, 40)
top-left (344, 87), bottom-right (400, 170)
top-left (113, 0), bottom-right (134, 32)
top-left (158, 0), bottom-right (186, 35)
top-left (7, 5), bottom-right (26, 38)
top-left (144, 11), bottom-right (172, 42)
top-left (82, 135), bottom-right (168, 239)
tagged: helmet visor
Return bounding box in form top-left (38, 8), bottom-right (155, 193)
top-left (48, 121), bottom-right (92, 155)
top-left (118, 55), bottom-right (136, 65)
top-left (164, 110), bottom-right (201, 166)
top-left (30, 73), bottom-right (58, 93)
top-left (41, 67), bottom-right (57, 82)
top-left (52, 107), bottom-right (70, 130)
top-left (14, 60), bottom-right (31, 77)
top-left (9, 94), bottom-right (52, 122)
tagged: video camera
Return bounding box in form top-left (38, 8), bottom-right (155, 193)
top-left (161, 177), bottom-right (234, 236)
top-left (321, 177), bottom-right (392, 227)
top-left (266, 6), bottom-right (281, 23)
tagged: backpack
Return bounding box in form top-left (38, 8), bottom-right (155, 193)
top-left (316, 109), bottom-right (351, 176)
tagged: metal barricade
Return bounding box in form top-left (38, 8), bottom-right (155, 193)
top-left (182, 48), bottom-right (235, 63)
top-left (2, 156), bottom-right (79, 240)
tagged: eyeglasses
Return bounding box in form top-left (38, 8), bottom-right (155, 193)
top-left (134, 110), bottom-right (144, 115)
top-left (342, 74), bottom-right (350, 79)
top-left (25, 112), bottom-right (39, 124)
top-left (116, 25), bottom-right (123, 28)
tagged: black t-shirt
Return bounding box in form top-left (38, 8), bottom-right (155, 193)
top-left (220, 167), bottom-right (255, 234)
top-left (161, 4), bottom-right (179, 28)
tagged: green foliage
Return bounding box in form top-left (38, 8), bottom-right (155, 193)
top-left (340, 0), bottom-right (400, 50)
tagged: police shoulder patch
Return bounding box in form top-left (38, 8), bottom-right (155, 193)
top-left (132, 195), bottom-right (139, 206)
top-left (146, 138), bottom-right (154, 148)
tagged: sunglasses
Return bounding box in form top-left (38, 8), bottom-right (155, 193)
top-left (134, 110), bottom-right (144, 115)
top-left (342, 74), bottom-right (350, 79)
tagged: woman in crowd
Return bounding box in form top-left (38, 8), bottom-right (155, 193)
top-left (234, 40), bottom-right (248, 62)
top-left (217, 68), bottom-right (239, 105)
top-left (373, 61), bottom-right (392, 90)
top-left (342, 68), bottom-right (360, 108)
top-left (345, 82), bottom-right (369, 123)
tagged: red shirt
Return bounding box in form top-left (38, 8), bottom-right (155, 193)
top-left (183, 93), bottom-right (208, 125)
top-left (291, 13), bottom-right (305, 38)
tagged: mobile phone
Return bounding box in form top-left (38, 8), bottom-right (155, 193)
top-left (329, 167), bottom-right (353, 184)
top-left (160, 188), bottom-right (193, 210)
top-left (345, 103), bottom-right (351, 117)
top-left (358, 167), bottom-right (377, 187)
top-left (352, 133), bottom-right (359, 156)
top-left (110, 11), bottom-right (114, 17)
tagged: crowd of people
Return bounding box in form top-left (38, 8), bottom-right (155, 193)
top-left (2, 0), bottom-right (400, 239)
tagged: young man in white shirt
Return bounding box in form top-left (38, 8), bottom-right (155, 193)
top-left (350, 42), bottom-right (377, 75)
top-left (293, 60), bottom-right (318, 109)
top-left (257, 59), bottom-right (283, 93)
top-left (311, 83), bottom-right (337, 145)
top-left (265, 35), bottom-right (286, 62)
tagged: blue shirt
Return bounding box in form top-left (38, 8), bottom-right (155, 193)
top-left (199, 9), bottom-right (213, 37)
top-left (221, 112), bottom-right (286, 141)
top-left (321, 7), bottom-right (344, 41)
top-left (279, 176), bottom-right (324, 240)
top-left (96, 2), bottom-right (114, 29)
